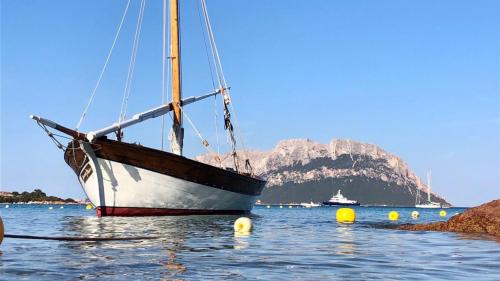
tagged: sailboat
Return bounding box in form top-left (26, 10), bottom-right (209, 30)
top-left (30, 0), bottom-right (266, 216)
top-left (415, 170), bottom-right (441, 209)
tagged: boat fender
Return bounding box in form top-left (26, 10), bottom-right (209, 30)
top-left (0, 216), bottom-right (4, 245)
top-left (388, 211), bottom-right (399, 221)
top-left (234, 217), bottom-right (252, 234)
top-left (411, 211), bottom-right (419, 219)
top-left (439, 210), bottom-right (447, 217)
top-left (336, 208), bottom-right (355, 223)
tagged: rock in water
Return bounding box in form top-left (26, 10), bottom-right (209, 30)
top-left (399, 200), bottom-right (500, 237)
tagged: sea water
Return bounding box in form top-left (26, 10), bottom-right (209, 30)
top-left (0, 205), bottom-right (499, 280)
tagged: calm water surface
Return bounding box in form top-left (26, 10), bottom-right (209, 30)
top-left (0, 205), bottom-right (499, 280)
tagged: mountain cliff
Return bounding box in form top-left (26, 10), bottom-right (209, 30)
top-left (196, 139), bottom-right (450, 206)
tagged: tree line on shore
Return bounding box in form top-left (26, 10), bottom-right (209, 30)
top-left (0, 189), bottom-right (76, 203)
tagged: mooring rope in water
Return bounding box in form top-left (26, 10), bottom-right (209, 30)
top-left (4, 234), bottom-right (159, 242)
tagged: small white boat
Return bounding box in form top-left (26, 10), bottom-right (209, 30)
top-left (300, 201), bottom-right (321, 208)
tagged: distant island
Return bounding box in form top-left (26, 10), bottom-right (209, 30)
top-left (0, 189), bottom-right (79, 204)
top-left (197, 138), bottom-right (451, 206)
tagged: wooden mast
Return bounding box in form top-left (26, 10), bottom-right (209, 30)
top-left (170, 0), bottom-right (183, 155)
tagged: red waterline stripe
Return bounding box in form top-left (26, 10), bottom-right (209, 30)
top-left (96, 207), bottom-right (249, 217)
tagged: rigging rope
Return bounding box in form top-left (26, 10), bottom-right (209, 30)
top-left (182, 109), bottom-right (222, 166)
top-left (160, 0), bottom-right (167, 150)
top-left (200, 0), bottom-right (253, 173)
top-left (4, 234), bottom-right (159, 242)
top-left (119, 0), bottom-right (146, 122)
top-left (196, 0), bottom-right (221, 156)
top-left (76, 0), bottom-right (131, 130)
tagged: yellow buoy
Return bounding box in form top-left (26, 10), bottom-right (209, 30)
top-left (234, 217), bottom-right (253, 234)
top-left (439, 210), bottom-right (447, 217)
top-left (388, 211), bottom-right (399, 221)
top-left (85, 204), bottom-right (93, 210)
top-left (336, 208), bottom-right (356, 223)
top-left (0, 216), bottom-right (4, 245)
top-left (411, 210), bottom-right (419, 219)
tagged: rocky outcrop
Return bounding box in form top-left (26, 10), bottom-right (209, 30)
top-left (197, 138), bottom-right (450, 206)
top-left (399, 200), bottom-right (500, 237)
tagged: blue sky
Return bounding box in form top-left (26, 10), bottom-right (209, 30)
top-left (1, 0), bottom-right (499, 206)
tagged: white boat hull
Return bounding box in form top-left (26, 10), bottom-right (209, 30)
top-left (64, 139), bottom-right (265, 216)
top-left (415, 204), bottom-right (441, 209)
top-left (80, 158), bottom-right (258, 212)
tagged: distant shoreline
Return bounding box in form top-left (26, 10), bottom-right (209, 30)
top-left (0, 202), bottom-right (86, 205)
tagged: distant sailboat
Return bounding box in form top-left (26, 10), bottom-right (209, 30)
top-left (415, 170), bottom-right (441, 209)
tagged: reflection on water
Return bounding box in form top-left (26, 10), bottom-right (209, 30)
top-left (233, 234), bottom-right (250, 250)
top-left (0, 205), bottom-right (499, 280)
top-left (335, 225), bottom-right (356, 255)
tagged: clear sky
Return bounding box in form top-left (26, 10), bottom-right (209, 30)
top-left (1, 0), bottom-right (499, 206)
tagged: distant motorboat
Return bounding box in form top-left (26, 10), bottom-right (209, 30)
top-left (322, 190), bottom-right (360, 206)
top-left (415, 202), bottom-right (441, 208)
top-left (300, 201), bottom-right (321, 208)
top-left (416, 170), bottom-right (442, 209)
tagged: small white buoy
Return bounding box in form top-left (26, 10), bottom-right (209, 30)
top-left (411, 210), bottom-right (419, 219)
top-left (60, 206), bottom-right (64, 209)
top-left (266, 205), bottom-right (271, 209)
top-left (5, 205), bottom-right (9, 208)
top-left (279, 205), bottom-right (283, 209)
top-left (234, 217), bottom-right (253, 234)
top-left (288, 205), bottom-right (293, 209)
top-left (48, 206), bottom-right (53, 210)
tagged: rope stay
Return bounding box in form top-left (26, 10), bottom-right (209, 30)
top-left (119, 0), bottom-right (147, 123)
top-left (161, 0), bottom-right (167, 150)
top-left (76, 0), bottom-right (132, 130)
top-left (199, 0), bottom-right (253, 174)
top-left (196, 0), bottom-right (221, 157)
top-left (161, 0), bottom-right (174, 150)
top-left (36, 122), bottom-right (66, 150)
top-left (182, 108), bottom-right (222, 166)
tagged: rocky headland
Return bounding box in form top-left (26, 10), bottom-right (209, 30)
top-left (399, 200), bottom-right (500, 237)
top-left (197, 138), bottom-right (451, 206)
